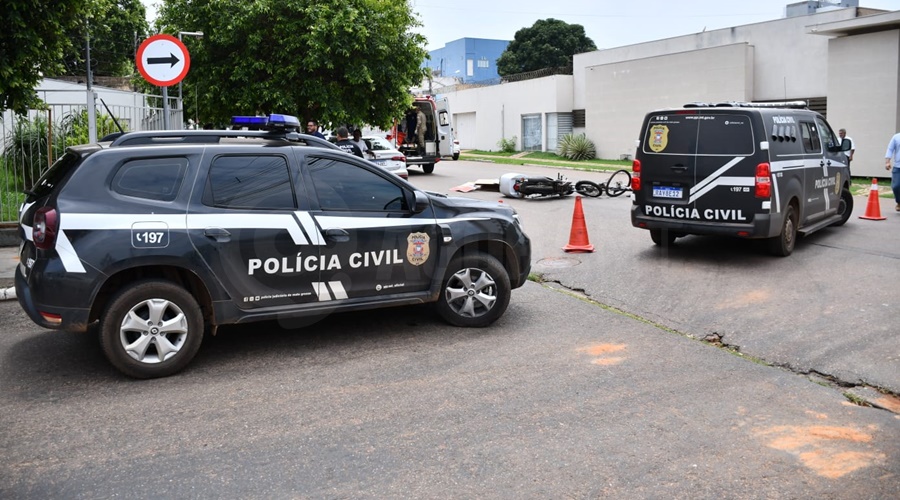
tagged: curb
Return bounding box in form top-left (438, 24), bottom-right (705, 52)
top-left (1, 286), bottom-right (15, 301)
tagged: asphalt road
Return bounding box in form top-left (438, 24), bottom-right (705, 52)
top-left (1, 159), bottom-right (898, 497)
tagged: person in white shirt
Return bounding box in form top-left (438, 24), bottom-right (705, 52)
top-left (351, 129), bottom-right (370, 158)
top-left (838, 128), bottom-right (855, 174)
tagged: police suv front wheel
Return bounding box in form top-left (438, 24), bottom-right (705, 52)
top-left (99, 280), bottom-right (204, 379)
top-left (437, 253), bottom-right (511, 328)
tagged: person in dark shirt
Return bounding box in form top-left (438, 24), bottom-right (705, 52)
top-left (334, 126), bottom-right (363, 157)
top-left (306, 119), bottom-right (326, 140)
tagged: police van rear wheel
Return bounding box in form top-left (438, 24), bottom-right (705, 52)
top-left (99, 280), bottom-right (204, 379)
top-left (834, 188), bottom-right (854, 227)
top-left (437, 252), bottom-right (511, 328)
top-left (650, 229), bottom-right (676, 246)
top-left (768, 204), bottom-right (798, 256)
top-left (422, 163), bottom-right (435, 174)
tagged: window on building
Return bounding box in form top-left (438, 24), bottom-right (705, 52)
top-left (467, 59), bottom-right (474, 77)
top-left (477, 58), bottom-right (489, 68)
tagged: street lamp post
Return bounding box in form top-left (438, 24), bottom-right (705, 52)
top-left (177, 31), bottom-right (204, 129)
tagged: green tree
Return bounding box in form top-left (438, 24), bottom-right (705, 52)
top-left (157, 0), bottom-right (428, 129)
top-left (61, 0), bottom-right (150, 77)
top-left (0, 0), bottom-right (89, 114)
top-left (496, 19), bottom-right (596, 77)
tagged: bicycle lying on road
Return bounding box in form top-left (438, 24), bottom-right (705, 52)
top-left (604, 169), bottom-right (632, 197)
top-left (499, 169), bottom-right (633, 200)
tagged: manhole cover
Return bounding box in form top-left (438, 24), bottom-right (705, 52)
top-left (535, 257), bottom-right (581, 268)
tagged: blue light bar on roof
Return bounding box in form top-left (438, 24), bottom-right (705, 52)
top-left (230, 114), bottom-right (301, 132)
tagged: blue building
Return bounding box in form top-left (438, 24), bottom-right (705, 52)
top-left (424, 38), bottom-right (509, 84)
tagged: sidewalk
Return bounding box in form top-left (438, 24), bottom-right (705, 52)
top-left (1, 244), bottom-right (17, 293)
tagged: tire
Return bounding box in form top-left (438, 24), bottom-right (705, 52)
top-left (422, 163), bottom-right (435, 174)
top-left (606, 169), bottom-right (632, 197)
top-left (436, 252), bottom-right (511, 328)
top-left (452, 153), bottom-right (460, 161)
top-left (768, 203), bottom-right (798, 256)
top-left (575, 181), bottom-right (603, 197)
top-left (834, 188), bottom-right (853, 227)
top-left (650, 228), bottom-right (676, 246)
top-left (99, 280), bottom-right (204, 379)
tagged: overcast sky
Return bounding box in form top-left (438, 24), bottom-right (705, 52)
top-left (143, 1), bottom-right (898, 50)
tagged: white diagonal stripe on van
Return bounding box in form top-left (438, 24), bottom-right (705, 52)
top-left (327, 281), bottom-right (348, 300)
top-left (294, 211), bottom-right (325, 245)
top-left (55, 230), bottom-right (86, 273)
top-left (689, 176), bottom-right (754, 204)
top-left (690, 156), bottom-right (744, 197)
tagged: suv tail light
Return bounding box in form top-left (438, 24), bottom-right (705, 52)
top-left (631, 159), bottom-right (641, 191)
top-left (391, 155), bottom-right (406, 162)
top-left (33, 207), bottom-right (59, 250)
top-left (755, 163), bottom-right (772, 198)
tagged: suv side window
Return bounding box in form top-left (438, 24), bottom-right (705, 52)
top-left (204, 154), bottom-right (295, 210)
top-left (112, 157), bottom-right (188, 202)
top-left (800, 122), bottom-right (821, 153)
top-left (308, 156), bottom-right (408, 211)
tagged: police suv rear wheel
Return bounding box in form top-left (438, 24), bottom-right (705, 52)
top-left (99, 280), bottom-right (204, 379)
top-left (768, 203), bottom-right (798, 257)
top-left (437, 253), bottom-right (511, 327)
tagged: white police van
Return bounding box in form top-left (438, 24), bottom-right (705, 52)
top-left (630, 101), bottom-right (853, 256)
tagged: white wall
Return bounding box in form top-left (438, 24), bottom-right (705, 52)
top-left (441, 75), bottom-right (573, 151)
top-left (585, 43), bottom-right (755, 160)
top-left (826, 29), bottom-right (900, 178)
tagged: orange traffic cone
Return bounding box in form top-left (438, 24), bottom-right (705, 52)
top-left (563, 196), bottom-right (595, 252)
top-left (859, 178), bottom-right (886, 221)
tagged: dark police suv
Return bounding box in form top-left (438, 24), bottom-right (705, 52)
top-left (631, 101), bottom-right (853, 256)
top-left (16, 115), bottom-right (531, 378)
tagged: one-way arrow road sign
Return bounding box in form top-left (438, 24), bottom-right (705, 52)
top-left (136, 34), bottom-right (191, 87)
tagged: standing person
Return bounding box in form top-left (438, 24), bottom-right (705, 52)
top-left (351, 128), bottom-right (370, 158)
top-left (415, 107), bottom-right (427, 153)
top-left (839, 128), bottom-right (855, 174)
top-left (335, 126), bottom-right (363, 158)
top-left (885, 131), bottom-right (900, 212)
top-left (306, 120), bottom-right (326, 140)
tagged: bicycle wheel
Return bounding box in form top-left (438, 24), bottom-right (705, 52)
top-left (575, 181), bottom-right (603, 197)
top-left (606, 169), bottom-right (632, 197)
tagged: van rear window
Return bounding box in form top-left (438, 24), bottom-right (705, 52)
top-left (642, 114), bottom-right (754, 156)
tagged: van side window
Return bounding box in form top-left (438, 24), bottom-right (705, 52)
top-left (815, 117), bottom-right (838, 150)
top-left (799, 122), bottom-right (821, 153)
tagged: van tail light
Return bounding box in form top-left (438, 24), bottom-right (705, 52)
top-left (631, 159), bottom-right (641, 191)
top-left (33, 207), bottom-right (59, 250)
top-left (755, 163), bottom-right (772, 199)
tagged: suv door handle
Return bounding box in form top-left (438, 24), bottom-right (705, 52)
top-left (324, 228), bottom-right (350, 243)
top-left (203, 227), bottom-right (231, 242)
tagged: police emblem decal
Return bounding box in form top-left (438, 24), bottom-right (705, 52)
top-left (649, 125), bottom-right (668, 152)
top-left (834, 173), bottom-right (841, 195)
top-left (406, 232), bottom-right (430, 266)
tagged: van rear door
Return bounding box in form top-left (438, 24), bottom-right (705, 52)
top-left (638, 110), bottom-right (757, 226)
top-left (435, 97), bottom-right (453, 158)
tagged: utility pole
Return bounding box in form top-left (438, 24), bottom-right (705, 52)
top-left (177, 31), bottom-right (204, 129)
top-left (86, 20), bottom-right (97, 143)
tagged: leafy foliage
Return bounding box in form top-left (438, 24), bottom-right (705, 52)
top-left (557, 133), bottom-right (596, 160)
top-left (497, 136), bottom-right (517, 153)
top-left (496, 19), bottom-right (596, 76)
top-left (1, 0), bottom-right (89, 114)
top-left (157, 0), bottom-right (428, 129)
top-left (61, 0), bottom-right (150, 77)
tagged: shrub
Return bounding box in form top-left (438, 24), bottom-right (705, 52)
top-left (557, 133), bottom-right (596, 160)
top-left (497, 136), bottom-right (517, 153)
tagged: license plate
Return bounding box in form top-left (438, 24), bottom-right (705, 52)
top-left (653, 186), bottom-right (682, 199)
top-left (374, 160), bottom-right (386, 166)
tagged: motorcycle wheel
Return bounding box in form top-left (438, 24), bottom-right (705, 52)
top-left (575, 181), bottom-right (603, 197)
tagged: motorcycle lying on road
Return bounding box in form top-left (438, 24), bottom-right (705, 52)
top-left (500, 173), bottom-right (602, 199)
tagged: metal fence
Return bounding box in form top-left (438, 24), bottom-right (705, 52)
top-left (1, 88), bottom-right (177, 223)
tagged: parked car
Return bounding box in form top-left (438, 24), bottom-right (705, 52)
top-left (15, 114), bottom-right (531, 378)
top-left (363, 136), bottom-right (408, 179)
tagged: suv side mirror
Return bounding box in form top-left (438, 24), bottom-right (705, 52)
top-left (413, 190), bottom-right (430, 214)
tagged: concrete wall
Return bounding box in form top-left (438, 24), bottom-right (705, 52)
top-left (573, 8), bottom-right (856, 112)
top-left (825, 29), bottom-right (900, 178)
top-left (584, 43), bottom-right (755, 161)
top-left (443, 75), bottom-right (573, 151)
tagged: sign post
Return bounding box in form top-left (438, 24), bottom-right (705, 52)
top-left (136, 34), bottom-right (191, 130)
